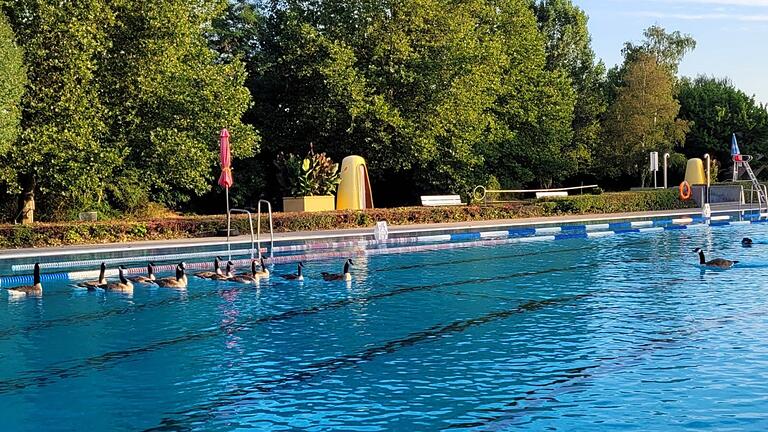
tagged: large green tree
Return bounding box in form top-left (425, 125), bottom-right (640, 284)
top-left (249, 0), bottom-right (507, 203)
top-left (484, 0), bottom-right (576, 189)
top-left (601, 53), bottom-right (689, 185)
top-left (100, 0), bottom-right (259, 208)
top-left (0, 11), bottom-right (25, 186)
top-left (532, 0), bottom-right (606, 175)
top-left (1, 0), bottom-right (258, 221)
top-left (606, 25), bottom-right (696, 104)
top-left (678, 76), bottom-right (768, 170)
top-left (3, 0), bottom-right (117, 222)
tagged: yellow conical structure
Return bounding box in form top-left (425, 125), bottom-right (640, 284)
top-left (336, 156), bottom-right (374, 210)
top-left (684, 158), bottom-right (706, 185)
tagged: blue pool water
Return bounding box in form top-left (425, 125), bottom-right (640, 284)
top-left (2, 224), bottom-right (768, 431)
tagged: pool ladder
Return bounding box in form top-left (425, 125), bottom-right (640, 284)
top-left (226, 199), bottom-right (274, 261)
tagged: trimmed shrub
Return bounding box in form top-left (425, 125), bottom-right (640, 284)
top-left (0, 190), bottom-right (694, 249)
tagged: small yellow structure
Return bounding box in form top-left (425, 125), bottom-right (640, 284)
top-left (684, 158), bottom-right (707, 185)
top-left (336, 156), bottom-right (373, 210)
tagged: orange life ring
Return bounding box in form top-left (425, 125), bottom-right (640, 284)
top-left (679, 181), bottom-right (692, 200)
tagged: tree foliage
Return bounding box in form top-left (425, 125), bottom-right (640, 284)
top-left (532, 0), bottom-right (606, 175)
top-left (0, 11), bottom-right (24, 183)
top-left (0, 0), bottom-right (257, 220)
top-left (100, 0), bottom-right (259, 208)
top-left (3, 0), bottom-right (116, 220)
top-left (601, 53), bottom-right (690, 184)
top-left (678, 76), bottom-right (768, 168)
top-left (622, 25), bottom-right (696, 75)
top-left (4, 0), bottom-right (764, 219)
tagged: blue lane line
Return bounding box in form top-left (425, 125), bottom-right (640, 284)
top-left (450, 232), bottom-right (481, 242)
top-left (560, 225), bottom-right (587, 233)
top-left (664, 225), bottom-right (687, 231)
top-left (0, 272), bottom-right (70, 287)
top-left (555, 233), bottom-right (589, 241)
top-left (709, 221), bottom-right (731, 227)
top-left (508, 228), bottom-right (536, 238)
top-left (608, 222), bottom-right (633, 230)
top-left (612, 228), bottom-right (641, 234)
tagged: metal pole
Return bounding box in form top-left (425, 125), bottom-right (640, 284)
top-left (226, 187), bottom-right (231, 261)
top-left (663, 153), bottom-right (669, 188)
top-left (704, 154), bottom-right (711, 204)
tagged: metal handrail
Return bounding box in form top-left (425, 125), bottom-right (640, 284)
top-left (473, 184), bottom-right (599, 204)
top-left (257, 199), bottom-right (274, 259)
top-left (227, 209), bottom-right (256, 261)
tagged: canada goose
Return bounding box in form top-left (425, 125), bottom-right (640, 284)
top-left (128, 262), bottom-right (156, 284)
top-left (195, 256), bottom-right (223, 279)
top-left (230, 260), bottom-right (259, 284)
top-left (742, 237), bottom-right (753, 247)
top-left (253, 257), bottom-right (270, 278)
top-left (7, 263), bottom-right (42, 297)
top-left (77, 262), bottom-right (107, 289)
top-left (210, 261), bottom-right (235, 281)
top-left (321, 259), bottom-right (353, 281)
top-left (694, 248), bottom-right (738, 269)
top-left (281, 262), bottom-right (304, 281)
top-left (103, 266), bottom-right (134, 292)
top-left (156, 263), bottom-right (188, 289)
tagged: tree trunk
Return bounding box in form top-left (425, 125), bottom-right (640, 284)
top-left (18, 174), bottom-right (35, 224)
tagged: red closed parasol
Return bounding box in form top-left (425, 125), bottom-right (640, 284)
top-left (218, 128), bottom-right (233, 188)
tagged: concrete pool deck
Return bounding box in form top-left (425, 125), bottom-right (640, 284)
top-left (0, 204), bottom-right (752, 260)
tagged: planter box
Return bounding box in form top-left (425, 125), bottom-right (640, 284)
top-left (282, 195), bottom-right (335, 213)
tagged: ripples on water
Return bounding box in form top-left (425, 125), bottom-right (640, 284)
top-left (2, 225), bottom-right (768, 431)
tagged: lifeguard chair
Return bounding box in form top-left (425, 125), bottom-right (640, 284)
top-left (731, 133), bottom-right (768, 215)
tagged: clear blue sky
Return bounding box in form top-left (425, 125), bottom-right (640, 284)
top-left (579, 0), bottom-right (768, 104)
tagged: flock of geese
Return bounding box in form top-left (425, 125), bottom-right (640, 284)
top-left (2, 234), bottom-right (760, 298)
top-left (4, 257), bottom-right (355, 298)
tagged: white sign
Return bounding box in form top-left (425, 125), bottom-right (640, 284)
top-left (649, 152), bottom-right (659, 172)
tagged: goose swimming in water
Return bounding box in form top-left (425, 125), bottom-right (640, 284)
top-left (195, 256), bottom-right (223, 279)
top-left (103, 266), bottom-right (134, 292)
top-left (281, 262), bottom-right (304, 281)
top-left (210, 261), bottom-right (235, 281)
top-left (156, 263), bottom-right (188, 288)
top-left (742, 237), bottom-right (753, 247)
top-left (252, 257), bottom-right (270, 278)
top-left (77, 262), bottom-right (107, 290)
top-left (128, 262), bottom-right (156, 284)
top-left (230, 260), bottom-right (260, 284)
top-left (321, 259), bottom-right (353, 281)
top-left (694, 248), bottom-right (738, 269)
top-left (7, 263), bottom-right (42, 298)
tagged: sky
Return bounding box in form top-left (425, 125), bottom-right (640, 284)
top-left (579, 0), bottom-right (768, 104)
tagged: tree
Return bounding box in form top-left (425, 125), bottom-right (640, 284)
top-left (99, 0), bottom-right (259, 208)
top-left (532, 0), bottom-right (606, 175)
top-left (606, 25), bottom-right (696, 105)
top-left (678, 76), bottom-right (768, 171)
top-left (2, 0), bottom-right (117, 223)
top-left (249, 0), bottom-right (506, 203)
top-left (623, 25), bottom-right (696, 75)
top-left (600, 53), bottom-right (690, 185)
top-left (484, 0), bottom-right (576, 189)
top-left (0, 11), bottom-right (25, 186)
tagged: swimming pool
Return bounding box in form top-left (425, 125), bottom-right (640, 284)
top-left (1, 222), bottom-right (768, 431)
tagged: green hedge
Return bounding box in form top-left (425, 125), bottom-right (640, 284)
top-left (537, 189), bottom-right (695, 214)
top-left (0, 190), bottom-right (694, 249)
